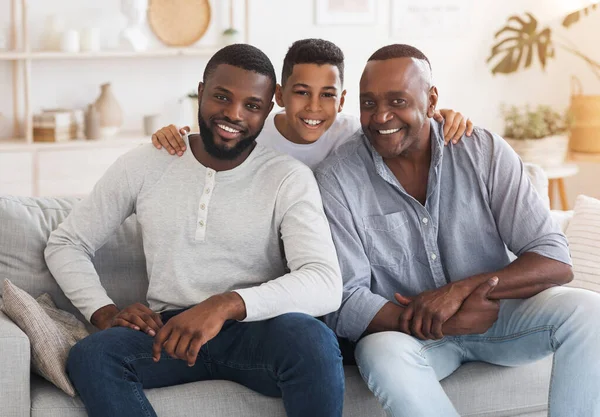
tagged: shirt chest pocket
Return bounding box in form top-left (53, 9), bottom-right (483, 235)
top-left (362, 211), bottom-right (416, 267)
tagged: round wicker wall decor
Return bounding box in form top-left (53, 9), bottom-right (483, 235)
top-left (148, 0), bottom-right (211, 47)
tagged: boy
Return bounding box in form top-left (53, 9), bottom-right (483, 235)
top-left (152, 39), bottom-right (473, 168)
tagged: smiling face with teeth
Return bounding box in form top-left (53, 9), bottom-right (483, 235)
top-left (196, 64), bottom-right (274, 161)
top-left (274, 63), bottom-right (345, 145)
top-left (359, 57), bottom-right (438, 159)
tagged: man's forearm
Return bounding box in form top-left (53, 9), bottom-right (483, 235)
top-left (90, 304), bottom-right (119, 330)
top-left (456, 252), bottom-right (573, 300)
top-left (216, 292), bottom-right (247, 321)
top-left (366, 302), bottom-right (404, 334)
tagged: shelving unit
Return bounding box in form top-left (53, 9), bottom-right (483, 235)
top-left (0, 132), bottom-right (148, 153)
top-left (0, 47), bottom-right (218, 61)
top-left (2, 0), bottom-right (250, 147)
top-left (1, 0), bottom-right (250, 197)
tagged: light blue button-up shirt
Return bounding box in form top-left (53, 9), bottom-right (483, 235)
top-left (314, 119), bottom-right (571, 342)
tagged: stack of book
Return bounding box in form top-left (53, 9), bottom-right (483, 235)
top-left (33, 109), bottom-right (84, 142)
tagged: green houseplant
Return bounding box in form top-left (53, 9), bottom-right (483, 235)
top-left (487, 5), bottom-right (600, 154)
top-left (502, 104), bottom-right (572, 168)
top-left (221, 28), bottom-right (242, 46)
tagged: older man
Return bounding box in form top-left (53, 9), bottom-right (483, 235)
top-left (315, 44), bottom-right (600, 417)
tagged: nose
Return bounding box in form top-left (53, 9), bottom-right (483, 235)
top-left (305, 94), bottom-right (321, 113)
top-left (373, 108), bottom-right (394, 125)
top-left (223, 101), bottom-right (244, 123)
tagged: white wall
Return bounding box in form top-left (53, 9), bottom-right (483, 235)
top-left (0, 0), bottom-right (598, 203)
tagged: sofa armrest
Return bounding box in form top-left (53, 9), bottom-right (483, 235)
top-left (0, 309), bottom-right (30, 417)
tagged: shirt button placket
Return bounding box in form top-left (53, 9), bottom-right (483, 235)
top-left (196, 169), bottom-right (215, 241)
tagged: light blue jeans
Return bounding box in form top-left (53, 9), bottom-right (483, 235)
top-left (355, 287), bottom-right (600, 417)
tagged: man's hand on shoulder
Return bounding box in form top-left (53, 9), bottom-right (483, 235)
top-left (151, 124), bottom-right (190, 156)
top-left (434, 108), bottom-right (474, 145)
top-left (152, 292), bottom-right (246, 366)
top-left (90, 303), bottom-right (164, 336)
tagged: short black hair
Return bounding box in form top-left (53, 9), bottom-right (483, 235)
top-left (203, 44), bottom-right (277, 96)
top-left (281, 38), bottom-right (345, 86)
top-left (368, 44), bottom-right (432, 73)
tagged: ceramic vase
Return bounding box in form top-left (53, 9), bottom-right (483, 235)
top-left (94, 83), bottom-right (123, 137)
top-left (84, 104), bottom-right (101, 140)
top-left (41, 15), bottom-right (64, 51)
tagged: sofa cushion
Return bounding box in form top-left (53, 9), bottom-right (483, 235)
top-left (30, 357), bottom-right (551, 417)
top-left (524, 163), bottom-right (550, 210)
top-left (0, 196), bottom-right (148, 330)
top-left (565, 195), bottom-right (600, 292)
top-left (1, 279), bottom-right (89, 397)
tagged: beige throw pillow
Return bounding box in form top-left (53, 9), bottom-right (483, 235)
top-left (565, 195), bottom-right (600, 292)
top-left (1, 279), bottom-right (89, 397)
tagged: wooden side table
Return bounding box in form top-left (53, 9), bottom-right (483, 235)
top-left (544, 164), bottom-right (579, 210)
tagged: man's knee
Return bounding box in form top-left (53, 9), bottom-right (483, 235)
top-left (270, 313), bottom-right (338, 349)
top-left (268, 313), bottom-right (342, 377)
top-left (537, 287), bottom-right (600, 324)
top-left (355, 332), bottom-right (423, 369)
top-left (67, 327), bottom-right (135, 378)
top-left (556, 287), bottom-right (600, 323)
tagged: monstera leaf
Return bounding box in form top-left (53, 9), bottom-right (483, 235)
top-left (487, 13), bottom-right (555, 75)
top-left (563, 3), bottom-right (598, 28)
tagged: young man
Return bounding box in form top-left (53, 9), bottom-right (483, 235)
top-left (315, 44), bottom-right (600, 417)
top-left (151, 39), bottom-right (473, 168)
top-left (45, 44), bottom-right (344, 417)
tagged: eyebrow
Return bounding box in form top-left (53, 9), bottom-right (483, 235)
top-left (214, 86), bottom-right (264, 104)
top-left (359, 90), bottom-right (407, 98)
top-left (293, 83), bottom-right (338, 91)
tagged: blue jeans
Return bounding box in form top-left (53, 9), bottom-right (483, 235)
top-left (67, 312), bottom-right (344, 417)
top-left (355, 287), bottom-right (600, 417)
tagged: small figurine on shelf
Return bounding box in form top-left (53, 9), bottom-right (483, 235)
top-left (120, 0), bottom-right (149, 51)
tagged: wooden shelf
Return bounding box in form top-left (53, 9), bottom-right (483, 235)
top-left (0, 51), bottom-right (23, 60)
top-left (0, 131), bottom-right (149, 152)
top-left (0, 47), bottom-right (218, 61)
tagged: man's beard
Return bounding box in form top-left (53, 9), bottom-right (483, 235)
top-left (199, 114), bottom-right (260, 161)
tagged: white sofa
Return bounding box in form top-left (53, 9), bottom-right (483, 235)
top-left (0, 164), bottom-right (573, 417)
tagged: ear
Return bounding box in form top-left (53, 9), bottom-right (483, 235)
top-left (197, 82), bottom-right (204, 104)
top-left (267, 101), bottom-right (275, 114)
top-left (338, 89), bottom-right (347, 113)
top-left (426, 86), bottom-right (439, 118)
top-left (275, 84), bottom-right (285, 108)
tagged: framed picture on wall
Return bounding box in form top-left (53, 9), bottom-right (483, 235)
top-left (314, 0), bottom-right (377, 25)
top-left (390, 0), bottom-right (471, 38)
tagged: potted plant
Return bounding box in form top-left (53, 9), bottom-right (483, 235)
top-left (221, 28), bottom-right (242, 46)
top-left (487, 6), bottom-right (600, 153)
top-left (502, 104), bottom-right (572, 168)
